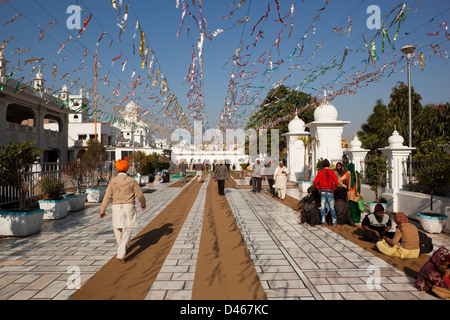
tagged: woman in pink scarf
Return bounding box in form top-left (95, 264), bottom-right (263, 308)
top-left (416, 246), bottom-right (450, 294)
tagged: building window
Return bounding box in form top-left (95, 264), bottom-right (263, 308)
top-left (6, 104), bottom-right (35, 127)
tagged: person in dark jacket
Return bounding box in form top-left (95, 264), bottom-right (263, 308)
top-left (214, 160), bottom-right (229, 195)
top-left (298, 186), bottom-right (322, 227)
top-left (361, 204), bottom-right (394, 242)
top-left (334, 186), bottom-right (353, 226)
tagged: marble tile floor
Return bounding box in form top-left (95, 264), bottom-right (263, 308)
top-left (0, 180), bottom-right (448, 300)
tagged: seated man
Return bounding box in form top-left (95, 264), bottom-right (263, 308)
top-left (376, 212), bottom-right (420, 259)
top-left (362, 204), bottom-right (394, 243)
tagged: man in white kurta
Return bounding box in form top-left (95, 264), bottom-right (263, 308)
top-left (274, 161), bottom-right (289, 200)
top-left (100, 160), bottom-right (146, 263)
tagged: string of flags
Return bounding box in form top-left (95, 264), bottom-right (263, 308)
top-left (0, 0), bottom-right (448, 135)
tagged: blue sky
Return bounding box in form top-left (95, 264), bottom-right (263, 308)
top-left (1, 0), bottom-right (449, 140)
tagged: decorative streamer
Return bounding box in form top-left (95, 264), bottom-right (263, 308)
top-left (3, 13), bottom-right (21, 26)
top-left (117, 4), bottom-right (129, 42)
top-left (39, 20), bottom-right (57, 42)
top-left (75, 14), bottom-right (92, 41)
top-left (96, 31), bottom-right (107, 46)
top-left (418, 52), bottom-right (424, 70)
top-left (288, 3), bottom-right (295, 38)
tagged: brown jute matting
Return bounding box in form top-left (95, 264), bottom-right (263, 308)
top-left (69, 179), bottom-right (204, 300)
top-left (264, 192), bottom-right (430, 278)
top-left (168, 175), bottom-right (194, 187)
top-left (192, 178), bottom-right (267, 300)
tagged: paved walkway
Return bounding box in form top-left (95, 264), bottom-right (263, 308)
top-left (0, 176), bottom-right (449, 300)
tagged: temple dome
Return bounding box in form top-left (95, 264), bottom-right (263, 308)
top-left (350, 135), bottom-right (362, 150)
top-left (125, 100), bottom-right (140, 112)
top-left (288, 115), bottom-right (306, 133)
top-left (388, 130), bottom-right (405, 148)
top-left (314, 103), bottom-right (338, 121)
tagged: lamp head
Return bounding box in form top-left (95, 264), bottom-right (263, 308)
top-left (400, 45), bottom-right (417, 55)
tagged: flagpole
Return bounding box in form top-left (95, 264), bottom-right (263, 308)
top-left (94, 49), bottom-right (98, 141)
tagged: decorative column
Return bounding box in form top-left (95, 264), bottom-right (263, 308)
top-left (345, 135), bottom-right (369, 173)
top-left (33, 71), bottom-right (45, 92)
top-left (0, 50), bottom-right (8, 83)
top-left (305, 101), bottom-right (350, 178)
top-left (379, 130), bottom-right (415, 212)
top-left (282, 115), bottom-right (310, 182)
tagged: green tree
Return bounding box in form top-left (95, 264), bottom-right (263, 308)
top-left (386, 81), bottom-right (422, 147)
top-left (0, 141), bottom-right (44, 211)
top-left (413, 138), bottom-right (450, 210)
top-left (63, 161), bottom-right (87, 195)
top-left (413, 103), bottom-right (449, 144)
top-left (364, 152), bottom-right (391, 202)
top-left (358, 99), bottom-right (389, 151)
top-left (129, 151), bottom-right (148, 176)
top-left (82, 140), bottom-right (108, 188)
top-left (245, 85), bottom-right (317, 159)
top-left (298, 136), bottom-right (316, 182)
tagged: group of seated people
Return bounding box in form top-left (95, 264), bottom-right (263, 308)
top-left (295, 185), bottom-right (353, 227)
top-left (154, 170), bottom-right (170, 183)
top-left (294, 186), bottom-right (450, 300)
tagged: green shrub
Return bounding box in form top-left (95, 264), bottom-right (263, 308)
top-left (41, 175), bottom-right (65, 200)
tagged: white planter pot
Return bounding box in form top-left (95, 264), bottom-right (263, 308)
top-left (367, 202), bottom-right (388, 213)
top-left (298, 181), bottom-right (313, 193)
top-left (64, 193), bottom-right (88, 212)
top-left (0, 209), bottom-right (44, 237)
top-left (417, 212), bottom-right (448, 234)
top-left (86, 188), bottom-right (106, 203)
top-left (39, 198), bottom-right (70, 220)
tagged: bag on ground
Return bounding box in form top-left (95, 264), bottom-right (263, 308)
top-left (418, 231), bottom-right (433, 254)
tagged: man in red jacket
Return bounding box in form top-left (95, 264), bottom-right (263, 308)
top-left (313, 159), bottom-right (339, 227)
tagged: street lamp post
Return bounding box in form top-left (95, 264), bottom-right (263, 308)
top-left (400, 45), bottom-right (416, 188)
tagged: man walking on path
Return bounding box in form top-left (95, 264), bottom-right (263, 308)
top-left (251, 159), bottom-right (264, 193)
top-left (194, 160), bottom-right (203, 182)
top-left (313, 159), bottom-right (339, 227)
top-left (100, 160), bottom-right (146, 263)
top-left (214, 160), bottom-right (229, 195)
top-left (178, 158), bottom-right (188, 183)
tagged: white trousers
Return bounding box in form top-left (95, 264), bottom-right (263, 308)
top-left (277, 188), bottom-right (287, 200)
top-left (113, 227), bottom-right (133, 260)
top-left (111, 204), bottom-right (137, 260)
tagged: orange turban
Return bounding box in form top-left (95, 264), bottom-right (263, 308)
top-left (115, 159), bottom-right (129, 172)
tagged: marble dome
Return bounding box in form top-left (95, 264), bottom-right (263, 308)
top-left (314, 103), bottom-right (338, 122)
top-left (388, 130), bottom-right (405, 148)
top-left (288, 115), bottom-right (306, 133)
top-left (350, 135), bottom-right (363, 150)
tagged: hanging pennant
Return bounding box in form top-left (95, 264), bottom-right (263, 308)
top-left (418, 52), bottom-right (424, 70)
top-left (57, 35), bottom-right (72, 54)
top-left (3, 13), bottom-right (22, 26)
top-left (117, 4), bottom-right (129, 43)
top-left (39, 20), bottom-right (57, 42)
top-left (75, 14), bottom-right (92, 41)
top-left (96, 31), bottom-right (107, 46)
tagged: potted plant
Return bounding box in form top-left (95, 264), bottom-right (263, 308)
top-left (364, 152), bottom-right (391, 212)
top-left (298, 136), bottom-right (315, 193)
top-left (82, 140), bottom-right (108, 202)
top-left (129, 151), bottom-right (148, 185)
top-left (413, 139), bottom-right (449, 233)
top-left (62, 161), bottom-right (88, 211)
top-left (0, 141), bottom-right (45, 237)
top-left (38, 175), bottom-right (69, 220)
